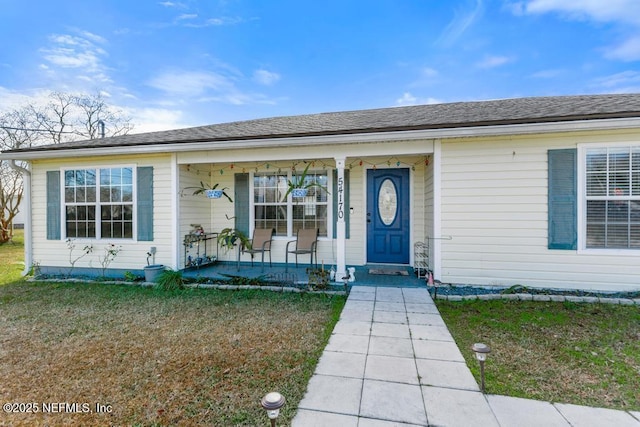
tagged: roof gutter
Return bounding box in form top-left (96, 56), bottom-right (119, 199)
top-left (2, 116), bottom-right (640, 161)
top-left (8, 160), bottom-right (32, 276)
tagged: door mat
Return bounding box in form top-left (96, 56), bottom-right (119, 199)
top-left (368, 269), bottom-right (409, 276)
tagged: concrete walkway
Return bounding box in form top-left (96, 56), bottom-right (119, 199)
top-left (292, 286), bottom-right (640, 426)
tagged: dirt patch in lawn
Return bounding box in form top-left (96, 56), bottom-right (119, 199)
top-left (0, 281), bottom-right (344, 426)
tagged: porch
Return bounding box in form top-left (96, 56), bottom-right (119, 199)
top-left (181, 262), bottom-right (427, 288)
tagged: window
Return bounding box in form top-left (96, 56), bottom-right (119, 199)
top-left (253, 170), bottom-right (329, 237)
top-left (584, 147), bottom-right (640, 249)
top-left (64, 167), bottom-right (134, 239)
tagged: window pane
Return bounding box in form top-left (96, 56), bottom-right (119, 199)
top-left (122, 168), bottom-right (133, 185)
top-left (66, 206), bottom-right (77, 220)
top-left (65, 170), bottom-right (75, 186)
top-left (100, 187), bottom-right (110, 202)
top-left (111, 187), bottom-right (122, 202)
top-left (607, 224), bottom-right (629, 247)
top-left (122, 185), bottom-right (133, 202)
top-left (65, 188), bottom-right (75, 203)
top-left (86, 187), bottom-right (96, 203)
top-left (75, 170), bottom-right (85, 186)
top-left (100, 169), bottom-right (111, 186)
top-left (86, 170), bottom-right (96, 186)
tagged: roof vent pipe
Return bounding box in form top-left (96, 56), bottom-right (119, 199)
top-left (98, 120), bottom-right (105, 139)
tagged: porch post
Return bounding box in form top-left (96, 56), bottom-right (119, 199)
top-left (334, 157), bottom-right (347, 282)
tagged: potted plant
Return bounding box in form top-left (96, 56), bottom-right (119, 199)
top-left (217, 227), bottom-right (251, 253)
top-left (282, 163), bottom-right (329, 200)
top-left (184, 181), bottom-right (233, 202)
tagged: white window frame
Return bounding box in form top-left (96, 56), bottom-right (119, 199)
top-left (577, 143), bottom-right (640, 254)
top-left (249, 169), bottom-right (332, 239)
top-left (61, 165), bottom-right (137, 241)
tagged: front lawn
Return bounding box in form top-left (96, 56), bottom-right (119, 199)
top-left (437, 299), bottom-right (640, 411)
top-left (0, 281), bottom-right (344, 426)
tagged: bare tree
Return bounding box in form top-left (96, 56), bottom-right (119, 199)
top-left (74, 92), bottom-right (134, 139)
top-left (0, 92), bottom-right (134, 243)
top-left (0, 108), bottom-right (40, 243)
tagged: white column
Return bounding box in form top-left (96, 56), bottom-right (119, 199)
top-left (334, 157), bottom-right (347, 282)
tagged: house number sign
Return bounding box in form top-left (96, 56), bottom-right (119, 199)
top-left (337, 176), bottom-right (344, 220)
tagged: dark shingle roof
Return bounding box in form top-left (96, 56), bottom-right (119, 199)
top-left (6, 93), bottom-right (640, 154)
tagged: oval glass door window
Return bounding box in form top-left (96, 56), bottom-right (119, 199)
top-left (378, 178), bottom-right (398, 225)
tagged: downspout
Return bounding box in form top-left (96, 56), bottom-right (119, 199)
top-left (8, 160), bottom-right (32, 276)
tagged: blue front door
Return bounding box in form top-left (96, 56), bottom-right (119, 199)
top-left (367, 168), bottom-right (410, 264)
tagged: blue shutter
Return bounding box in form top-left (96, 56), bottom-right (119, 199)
top-left (234, 173), bottom-right (250, 236)
top-left (333, 169), bottom-right (350, 239)
top-left (46, 170), bottom-right (61, 240)
top-left (548, 149), bottom-right (577, 250)
top-left (137, 167), bottom-right (154, 241)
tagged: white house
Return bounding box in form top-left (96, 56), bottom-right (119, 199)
top-left (3, 93), bottom-right (640, 291)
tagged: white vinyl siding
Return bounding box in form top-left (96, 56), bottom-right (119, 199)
top-left (32, 154), bottom-right (174, 271)
top-left (440, 131), bottom-right (640, 291)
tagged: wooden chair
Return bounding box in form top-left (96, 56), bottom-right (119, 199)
top-left (286, 228), bottom-right (319, 272)
top-left (243, 228), bottom-right (275, 272)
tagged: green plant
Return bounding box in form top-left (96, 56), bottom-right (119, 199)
top-left (217, 227), bottom-right (251, 253)
top-left (282, 162), bottom-right (329, 200)
top-left (307, 267), bottom-right (330, 290)
top-left (123, 271), bottom-right (139, 282)
top-left (183, 182), bottom-right (233, 202)
top-left (155, 269), bottom-right (185, 291)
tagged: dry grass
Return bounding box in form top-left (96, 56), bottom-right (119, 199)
top-left (0, 281), bottom-right (344, 426)
top-left (437, 299), bottom-right (640, 411)
top-left (0, 229), bottom-right (24, 285)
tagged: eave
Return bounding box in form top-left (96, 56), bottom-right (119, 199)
top-left (2, 116), bottom-right (640, 161)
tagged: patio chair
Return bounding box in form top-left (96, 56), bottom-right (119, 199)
top-left (242, 228), bottom-right (275, 272)
top-left (286, 228), bottom-right (319, 272)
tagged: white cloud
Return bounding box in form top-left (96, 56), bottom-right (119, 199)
top-left (476, 55), bottom-right (513, 69)
top-left (40, 30), bottom-right (109, 79)
top-left (422, 67), bottom-right (439, 78)
top-left (181, 16), bottom-right (246, 28)
top-left (124, 107), bottom-right (190, 133)
top-left (148, 70), bottom-right (234, 97)
top-left (436, 0), bottom-right (484, 47)
top-left (519, 0), bottom-right (640, 25)
top-left (529, 69), bottom-right (565, 78)
top-left (512, 0), bottom-right (640, 61)
top-left (159, 1), bottom-right (186, 8)
top-left (147, 69), bottom-right (280, 107)
top-left (176, 13), bottom-right (198, 21)
top-left (605, 35), bottom-right (640, 61)
top-left (395, 92), bottom-right (442, 106)
top-left (253, 69), bottom-right (280, 86)
top-left (592, 70), bottom-right (640, 89)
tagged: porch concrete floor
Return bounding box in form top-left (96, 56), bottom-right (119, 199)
top-left (181, 262), bottom-right (427, 288)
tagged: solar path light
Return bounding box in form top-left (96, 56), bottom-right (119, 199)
top-left (261, 392), bottom-right (285, 427)
top-left (471, 342), bottom-right (491, 393)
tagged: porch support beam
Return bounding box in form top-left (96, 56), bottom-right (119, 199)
top-left (334, 156), bottom-right (347, 283)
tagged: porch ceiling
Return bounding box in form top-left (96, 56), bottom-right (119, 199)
top-left (177, 138), bottom-right (434, 164)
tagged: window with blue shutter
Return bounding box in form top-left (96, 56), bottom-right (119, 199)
top-left (548, 149), bottom-right (577, 250)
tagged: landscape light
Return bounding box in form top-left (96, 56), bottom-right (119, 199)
top-left (471, 342), bottom-right (491, 393)
top-left (261, 392), bottom-right (285, 427)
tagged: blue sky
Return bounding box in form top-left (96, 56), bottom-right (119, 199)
top-left (1, 0), bottom-right (640, 133)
